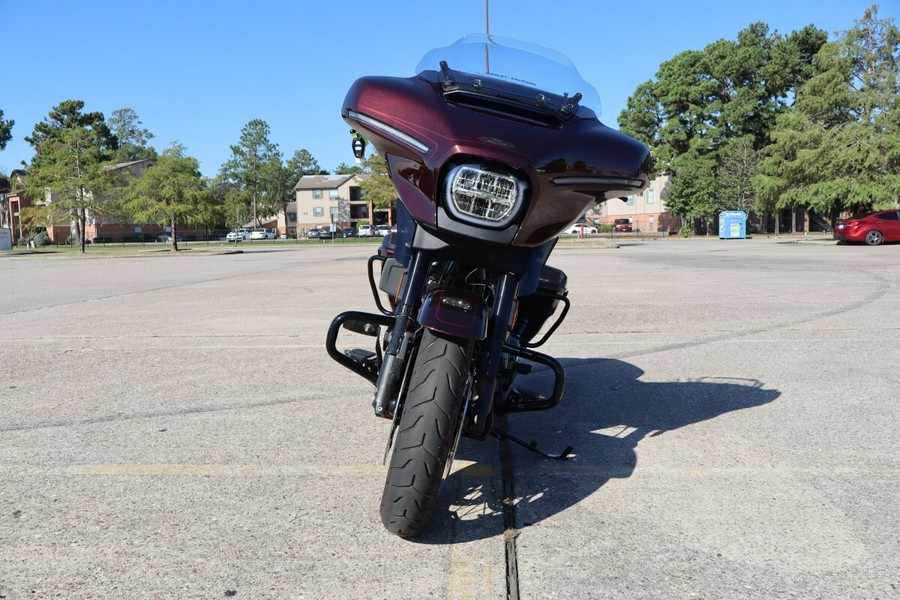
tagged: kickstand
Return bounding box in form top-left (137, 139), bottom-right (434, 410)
top-left (491, 427), bottom-right (573, 460)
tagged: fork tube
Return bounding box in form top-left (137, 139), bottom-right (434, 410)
top-left (469, 272), bottom-right (518, 438)
top-left (372, 250), bottom-right (430, 417)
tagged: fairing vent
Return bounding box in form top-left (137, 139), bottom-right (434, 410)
top-left (445, 91), bottom-right (563, 128)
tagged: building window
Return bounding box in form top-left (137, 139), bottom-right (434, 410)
top-left (329, 189), bottom-right (339, 199)
top-left (313, 189), bottom-right (323, 199)
top-left (313, 207), bottom-right (324, 217)
top-left (330, 206), bottom-right (339, 217)
top-left (625, 196), bottom-right (634, 206)
top-left (647, 189), bottom-right (655, 204)
top-left (350, 186), bottom-right (363, 202)
top-left (287, 212), bottom-right (296, 223)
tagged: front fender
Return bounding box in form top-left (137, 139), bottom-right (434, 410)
top-left (418, 288), bottom-right (488, 340)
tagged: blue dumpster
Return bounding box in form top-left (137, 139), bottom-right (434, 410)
top-left (719, 210), bottom-right (747, 239)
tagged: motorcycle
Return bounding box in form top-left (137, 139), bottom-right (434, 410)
top-left (326, 34), bottom-right (650, 537)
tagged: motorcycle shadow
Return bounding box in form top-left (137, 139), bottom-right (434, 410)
top-left (414, 357), bottom-right (780, 544)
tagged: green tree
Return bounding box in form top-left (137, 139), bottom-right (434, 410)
top-left (334, 161), bottom-right (364, 174)
top-left (718, 136), bottom-right (761, 213)
top-left (123, 143), bottom-right (212, 251)
top-left (617, 81), bottom-right (662, 175)
top-left (0, 109), bottom-right (13, 151)
top-left (664, 150), bottom-right (719, 227)
top-left (211, 176), bottom-right (250, 232)
top-left (619, 22), bottom-right (827, 227)
top-left (108, 108), bottom-right (156, 163)
top-left (25, 102), bottom-right (120, 252)
top-left (768, 25), bottom-right (832, 109)
top-left (757, 6), bottom-right (900, 216)
top-left (262, 156), bottom-right (294, 237)
top-left (359, 153), bottom-right (395, 211)
top-left (26, 100), bottom-right (116, 165)
top-left (242, 148), bottom-right (329, 238)
top-left (220, 119), bottom-right (281, 227)
top-left (286, 149), bottom-right (326, 180)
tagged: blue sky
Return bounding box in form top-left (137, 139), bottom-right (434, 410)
top-left (3, 0), bottom-right (896, 177)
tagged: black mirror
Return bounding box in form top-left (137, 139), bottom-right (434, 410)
top-left (352, 134), bottom-right (367, 160)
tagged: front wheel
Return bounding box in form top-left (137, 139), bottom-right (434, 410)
top-left (380, 330), bottom-right (473, 537)
top-left (865, 230), bottom-right (884, 246)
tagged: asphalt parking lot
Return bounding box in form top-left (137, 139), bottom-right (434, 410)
top-left (1, 238), bottom-right (898, 599)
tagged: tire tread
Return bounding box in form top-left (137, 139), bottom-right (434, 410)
top-left (379, 331), bottom-right (472, 537)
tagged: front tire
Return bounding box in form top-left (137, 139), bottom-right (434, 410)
top-left (380, 330), bottom-right (473, 537)
top-left (865, 230), bottom-right (884, 246)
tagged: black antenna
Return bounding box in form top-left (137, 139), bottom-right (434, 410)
top-left (484, 0), bottom-right (490, 73)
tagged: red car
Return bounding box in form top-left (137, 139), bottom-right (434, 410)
top-left (613, 218), bottom-right (633, 233)
top-left (833, 210), bottom-right (900, 246)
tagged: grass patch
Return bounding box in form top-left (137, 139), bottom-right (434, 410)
top-left (3, 236), bottom-right (387, 256)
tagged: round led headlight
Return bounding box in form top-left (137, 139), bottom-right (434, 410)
top-left (444, 163), bottom-right (527, 228)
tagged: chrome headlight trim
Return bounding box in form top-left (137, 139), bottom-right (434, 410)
top-left (443, 163), bottom-right (527, 229)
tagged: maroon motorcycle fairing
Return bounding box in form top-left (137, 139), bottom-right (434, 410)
top-left (343, 71), bottom-right (650, 247)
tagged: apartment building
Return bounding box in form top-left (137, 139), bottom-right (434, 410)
top-left (290, 173), bottom-right (390, 237)
top-left (588, 173), bottom-right (680, 233)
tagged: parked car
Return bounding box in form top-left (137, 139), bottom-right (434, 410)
top-left (613, 218), bottom-right (633, 233)
top-left (563, 223), bottom-right (598, 235)
top-left (342, 227), bottom-right (358, 238)
top-left (250, 228), bottom-right (276, 240)
top-left (226, 229), bottom-right (250, 242)
top-left (834, 210), bottom-right (900, 245)
top-left (375, 224), bottom-right (391, 236)
top-left (357, 224), bottom-right (375, 237)
top-left (317, 226), bottom-right (344, 239)
top-left (156, 234), bottom-right (183, 243)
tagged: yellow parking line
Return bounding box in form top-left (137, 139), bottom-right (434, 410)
top-left (63, 463), bottom-right (384, 476)
top-left (62, 461), bottom-right (496, 478)
top-left (448, 542), bottom-right (493, 600)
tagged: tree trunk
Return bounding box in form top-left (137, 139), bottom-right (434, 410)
top-left (75, 184), bottom-right (87, 254)
top-left (171, 216), bottom-right (179, 252)
top-left (79, 208), bottom-right (87, 254)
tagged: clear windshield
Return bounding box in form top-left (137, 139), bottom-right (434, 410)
top-left (415, 34), bottom-right (601, 118)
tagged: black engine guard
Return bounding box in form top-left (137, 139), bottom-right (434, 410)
top-left (326, 311), bottom-right (396, 384)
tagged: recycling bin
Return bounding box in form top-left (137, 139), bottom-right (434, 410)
top-left (719, 210), bottom-right (747, 239)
